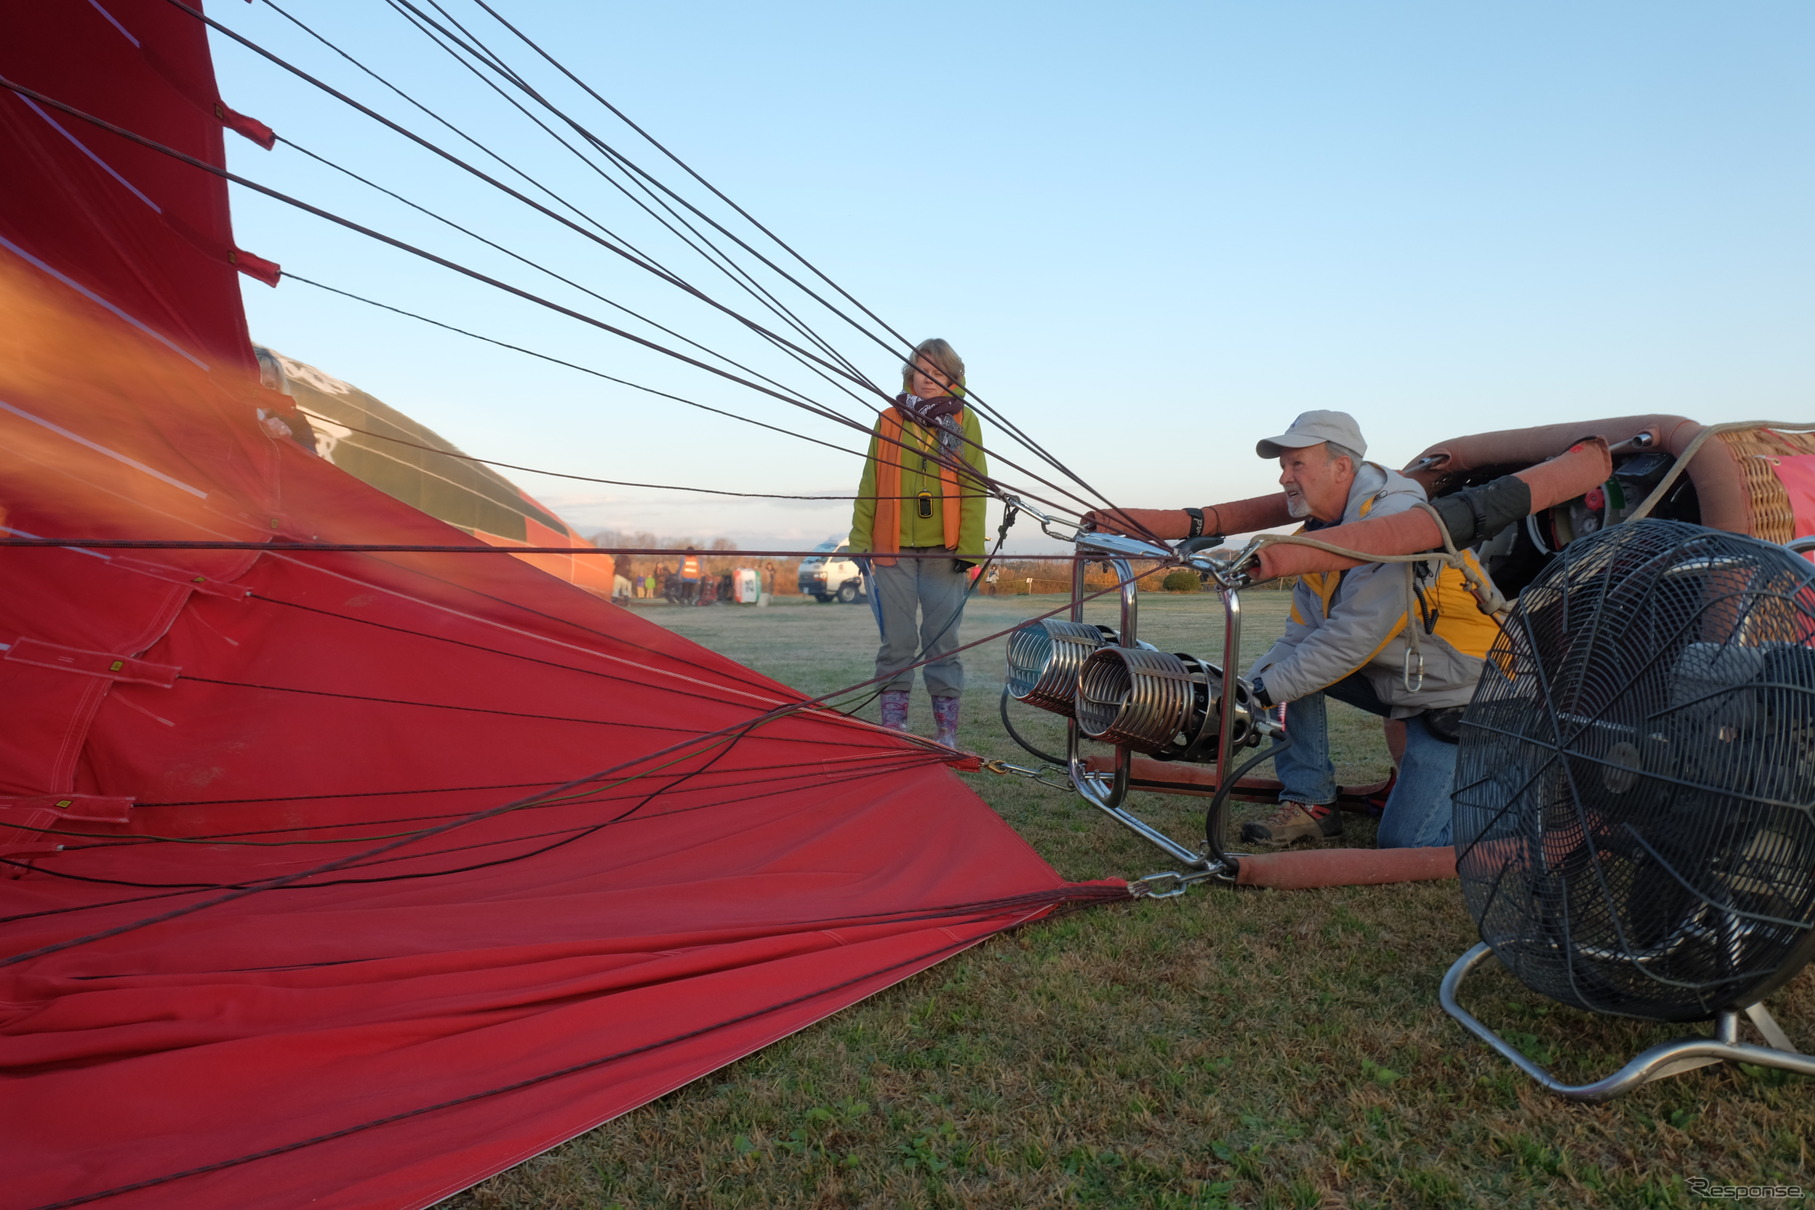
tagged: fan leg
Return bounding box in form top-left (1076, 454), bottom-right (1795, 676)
top-left (1440, 944), bottom-right (1815, 1101)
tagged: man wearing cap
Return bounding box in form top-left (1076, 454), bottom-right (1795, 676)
top-left (1085, 411), bottom-right (1500, 848)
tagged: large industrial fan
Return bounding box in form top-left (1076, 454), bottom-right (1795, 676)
top-left (1445, 518), bottom-right (1815, 1098)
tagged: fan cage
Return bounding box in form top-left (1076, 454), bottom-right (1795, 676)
top-left (1455, 520), bottom-right (1815, 1021)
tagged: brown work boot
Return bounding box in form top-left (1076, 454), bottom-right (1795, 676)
top-left (1240, 801), bottom-right (1342, 847)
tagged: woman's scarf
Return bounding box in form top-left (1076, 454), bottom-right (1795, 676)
top-left (898, 393), bottom-right (965, 455)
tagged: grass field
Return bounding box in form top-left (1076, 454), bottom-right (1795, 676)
top-left (452, 592), bottom-right (1813, 1209)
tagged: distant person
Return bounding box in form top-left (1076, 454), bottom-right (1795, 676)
top-left (847, 338), bottom-right (988, 749)
top-left (678, 548), bottom-right (703, 604)
top-left (613, 560), bottom-right (634, 606)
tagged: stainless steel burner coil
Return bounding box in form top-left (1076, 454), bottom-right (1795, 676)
top-left (1075, 647), bottom-right (1210, 754)
top-left (1005, 620), bottom-right (1115, 716)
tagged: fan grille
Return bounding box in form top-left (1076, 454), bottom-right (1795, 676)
top-left (1455, 520), bottom-right (1815, 1020)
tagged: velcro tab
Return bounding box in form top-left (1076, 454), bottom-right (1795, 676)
top-left (4, 637), bottom-right (180, 687)
top-left (111, 555), bottom-right (251, 600)
top-left (0, 795), bottom-right (135, 824)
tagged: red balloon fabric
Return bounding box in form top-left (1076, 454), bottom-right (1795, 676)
top-left (0, 6), bottom-right (1118, 1207)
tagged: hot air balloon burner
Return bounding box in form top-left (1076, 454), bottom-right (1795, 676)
top-left (1074, 647), bottom-right (1260, 761)
top-left (1006, 619), bottom-right (1149, 717)
top-left (991, 538), bottom-right (1277, 880)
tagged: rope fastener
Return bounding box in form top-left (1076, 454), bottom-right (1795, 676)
top-left (1129, 865), bottom-right (1233, 899)
top-left (1402, 648), bottom-right (1425, 694)
top-left (977, 759), bottom-right (1072, 790)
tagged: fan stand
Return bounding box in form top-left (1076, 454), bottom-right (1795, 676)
top-left (1441, 943), bottom-right (1815, 1102)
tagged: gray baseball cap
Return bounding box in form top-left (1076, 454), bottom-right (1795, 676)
top-left (1255, 410), bottom-right (1367, 460)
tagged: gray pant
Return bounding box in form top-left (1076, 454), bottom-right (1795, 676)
top-left (870, 551), bottom-right (969, 697)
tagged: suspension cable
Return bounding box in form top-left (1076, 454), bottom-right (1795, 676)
top-left (240, 0), bottom-right (1120, 514)
top-left (3, 75), bottom-right (1101, 521)
top-left (378, 0), bottom-right (877, 397)
top-left (451, 0), bottom-right (1125, 509)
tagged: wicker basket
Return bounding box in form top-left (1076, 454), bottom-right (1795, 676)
top-left (1712, 427), bottom-right (1815, 544)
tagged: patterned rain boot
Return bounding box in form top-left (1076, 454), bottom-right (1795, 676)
top-left (932, 695), bottom-right (961, 750)
top-left (880, 689), bottom-right (911, 732)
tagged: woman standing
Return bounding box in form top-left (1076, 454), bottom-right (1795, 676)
top-left (848, 338), bottom-right (989, 748)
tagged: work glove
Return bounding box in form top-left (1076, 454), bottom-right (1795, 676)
top-left (1079, 508), bottom-right (1194, 539)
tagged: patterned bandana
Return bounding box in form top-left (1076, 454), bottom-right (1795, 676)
top-left (898, 393), bottom-right (965, 455)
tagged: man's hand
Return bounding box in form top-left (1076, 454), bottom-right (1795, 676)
top-left (1078, 507), bottom-right (1195, 539)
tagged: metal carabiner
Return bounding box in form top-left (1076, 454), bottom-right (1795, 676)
top-left (1129, 864), bottom-right (1234, 899)
top-left (1130, 872), bottom-right (1195, 899)
top-left (1403, 648), bottom-right (1426, 694)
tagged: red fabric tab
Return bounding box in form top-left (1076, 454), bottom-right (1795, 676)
top-left (0, 795), bottom-right (135, 824)
top-left (4, 637), bottom-right (181, 687)
top-left (212, 100), bottom-right (275, 150)
top-left (231, 247), bottom-right (282, 286)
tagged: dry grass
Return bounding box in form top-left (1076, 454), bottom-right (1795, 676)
top-left (449, 592), bottom-right (1813, 1209)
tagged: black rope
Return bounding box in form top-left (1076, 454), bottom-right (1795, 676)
top-left (1203, 735), bottom-right (1295, 869)
top-left (288, 404), bottom-right (983, 502)
top-left (7, 70), bottom-right (1106, 521)
top-left (276, 139), bottom-right (864, 417)
top-left (282, 274), bottom-right (866, 462)
top-left (0, 752), bottom-right (958, 919)
top-left (161, 0), bottom-right (1125, 518)
top-left (31, 750), bottom-right (946, 852)
top-left (998, 684), bottom-right (1068, 766)
top-left (0, 538), bottom-right (1088, 558)
top-left (0, 572), bottom-right (1155, 966)
top-left (246, 536), bottom-right (832, 707)
top-left (271, 0), bottom-right (875, 406)
top-left (21, 889), bottom-right (1125, 1210)
top-left (179, 674), bottom-right (736, 733)
top-left (248, 591), bottom-right (833, 723)
top-left (378, 0), bottom-right (878, 400)
top-left (157, 1), bottom-right (898, 408)
top-left (448, 0), bottom-right (1122, 513)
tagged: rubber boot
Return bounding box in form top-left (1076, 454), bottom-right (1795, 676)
top-left (932, 695), bottom-right (961, 750)
top-left (880, 689), bottom-right (910, 732)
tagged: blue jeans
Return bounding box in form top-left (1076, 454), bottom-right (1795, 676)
top-left (1272, 674), bottom-right (1456, 849)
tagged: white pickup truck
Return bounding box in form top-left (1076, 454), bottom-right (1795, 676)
top-left (796, 539), bottom-right (868, 604)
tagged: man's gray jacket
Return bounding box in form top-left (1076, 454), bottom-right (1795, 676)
top-left (1247, 462), bottom-right (1500, 717)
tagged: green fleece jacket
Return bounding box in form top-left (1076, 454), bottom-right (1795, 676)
top-left (848, 406), bottom-right (989, 559)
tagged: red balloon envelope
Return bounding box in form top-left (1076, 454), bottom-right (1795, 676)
top-left (0, 5), bottom-right (1117, 1206)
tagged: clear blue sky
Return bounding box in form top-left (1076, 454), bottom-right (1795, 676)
top-left (211, 0), bottom-right (1814, 551)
